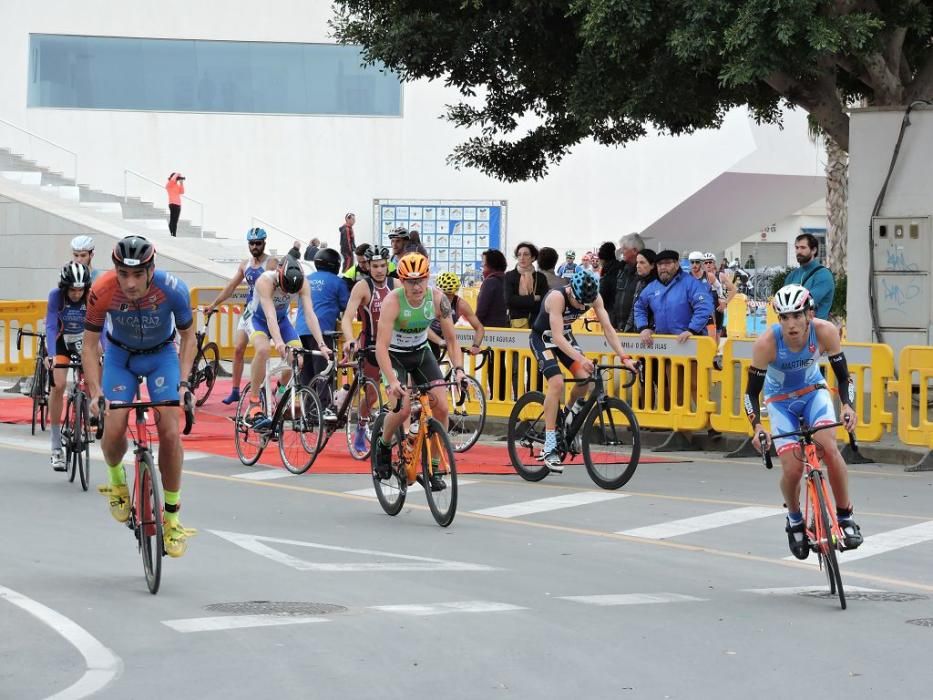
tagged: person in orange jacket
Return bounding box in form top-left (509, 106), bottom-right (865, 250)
top-left (166, 172), bottom-right (185, 237)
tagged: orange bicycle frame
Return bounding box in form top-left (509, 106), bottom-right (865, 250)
top-left (801, 443), bottom-right (842, 553)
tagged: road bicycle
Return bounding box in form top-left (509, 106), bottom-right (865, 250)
top-left (307, 336), bottom-right (385, 460)
top-left (508, 362), bottom-right (641, 489)
top-left (760, 420), bottom-right (854, 610)
top-left (434, 345), bottom-right (490, 452)
top-left (57, 351), bottom-right (91, 491)
top-left (16, 329), bottom-right (50, 435)
top-left (188, 308), bottom-right (221, 406)
top-left (94, 389), bottom-right (194, 594)
top-left (233, 347), bottom-right (326, 473)
top-left (371, 382), bottom-right (459, 527)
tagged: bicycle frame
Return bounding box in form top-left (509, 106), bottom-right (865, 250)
top-left (563, 363), bottom-right (639, 444)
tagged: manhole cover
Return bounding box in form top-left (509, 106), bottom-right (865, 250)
top-left (906, 618), bottom-right (933, 628)
top-left (800, 591), bottom-right (928, 603)
top-left (204, 601), bottom-right (347, 616)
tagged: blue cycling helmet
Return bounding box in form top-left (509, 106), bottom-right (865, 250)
top-left (570, 268), bottom-right (599, 304)
top-left (246, 227), bottom-right (267, 242)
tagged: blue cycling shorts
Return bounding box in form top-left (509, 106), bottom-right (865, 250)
top-left (249, 313), bottom-right (299, 346)
top-left (102, 342), bottom-right (180, 404)
top-left (766, 388), bottom-right (836, 455)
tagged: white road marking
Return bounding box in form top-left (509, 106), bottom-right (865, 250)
top-left (558, 593), bottom-right (705, 606)
top-left (343, 479), bottom-right (477, 498)
top-left (743, 586), bottom-right (882, 596)
top-left (231, 469), bottom-right (295, 481)
top-left (788, 521), bottom-right (933, 564)
top-left (0, 435), bottom-right (209, 462)
top-left (0, 584), bottom-right (123, 700)
top-left (369, 601), bottom-right (525, 616)
top-left (209, 529), bottom-right (497, 572)
top-left (618, 506), bottom-right (781, 539)
top-left (162, 614), bottom-right (329, 633)
top-left (471, 492), bottom-right (628, 519)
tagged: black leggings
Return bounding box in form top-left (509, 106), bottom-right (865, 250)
top-left (168, 204), bottom-right (181, 237)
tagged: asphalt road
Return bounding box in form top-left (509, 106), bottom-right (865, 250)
top-left (1, 423), bottom-right (932, 699)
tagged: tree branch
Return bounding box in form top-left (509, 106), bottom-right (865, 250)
top-left (766, 69), bottom-right (850, 150)
top-left (834, 55), bottom-right (875, 92)
top-left (861, 52), bottom-right (905, 104)
top-left (885, 26), bottom-right (907, 80)
top-left (906, 46), bottom-right (933, 102)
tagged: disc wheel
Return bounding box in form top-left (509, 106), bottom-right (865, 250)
top-left (447, 376), bottom-right (486, 453)
top-left (192, 342), bottom-right (220, 406)
top-left (370, 411), bottom-right (407, 516)
top-left (507, 391), bottom-right (550, 482)
top-left (346, 378), bottom-right (384, 460)
top-left (278, 387), bottom-right (324, 475)
top-left (581, 397), bottom-right (641, 490)
top-left (421, 418), bottom-right (458, 527)
top-left (138, 452), bottom-right (164, 595)
top-left (234, 382), bottom-right (268, 466)
top-left (813, 471), bottom-right (845, 610)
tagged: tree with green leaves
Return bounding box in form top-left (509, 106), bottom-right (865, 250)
top-left (333, 0), bottom-right (933, 181)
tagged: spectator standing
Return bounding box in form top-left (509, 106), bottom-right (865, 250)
top-left (596, 241), bottom-right (621, 317)
top-left (634, 250), bottom-right (714, 344)
top-left (165, 172), bottom-right (185, 237)
top-left (339, 212), bottom-right (356, 272)
top-left (504, 242), bottom-right (548, 328)
top-left (476, 249), bottom-right (510, 328)
top-left (745, 253), bottom-right (756, 269)
top-left (537, 247), bottom-right (563, 289)
top-left (784, 233), bottom-right (835, 319)
top-left (557, 251), bottom-right (577, 280)
top-left (611, 233), bottom-right (644, 330)
top-left (624, 249), bottom-right (657, 332)
top-left (303, 237), bottom-right (320, 262)
top-left (404, 230), bottom-right (429, 257)
top-left (288, 241), bottom-right (302, 259)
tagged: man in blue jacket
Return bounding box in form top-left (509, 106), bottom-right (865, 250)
top-left (783, 233), bottom-right (835, 319)
top-left (634, 249), bottom-right (714, 346)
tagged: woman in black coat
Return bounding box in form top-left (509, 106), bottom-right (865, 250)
top-left (504, 242), bottom-right (548, 327)
top-left (624, 249), bottom-right (658, 333)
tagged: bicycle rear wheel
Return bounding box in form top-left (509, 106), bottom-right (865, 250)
top-left (346, 378), bottom-right (384, 460)
top-left (812, 470), bottom-right (845, 610)
top-left (278, 387), bottom-right (324, 474)
top-left (370, 411), bottom-right (407, 516)
top-left (234, 383), bottom-right (268, 466)
top-left (76, 393), bottom-right (90, 491)
top-left (447, 376), bottom-right (486, 453)
top-left (582, 397), bottom-right (641, 490)
top-left (193, 342), bottom-right (220, 406)
top-left (137, 452), bottom-right (163, 595)
top-left (422, 418), bottom-right (458, 527)
top-left (507, 391), bottom-right (550, 482)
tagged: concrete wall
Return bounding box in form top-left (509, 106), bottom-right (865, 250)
top-left (847, 106), bottom-right (933, 351)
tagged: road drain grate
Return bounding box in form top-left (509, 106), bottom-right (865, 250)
top-left (801, 591), bottom-right (928, 603)
top-left (204, 601), bottom-right (347, 616)
top-left (906, 618), bottom-right (933, 628)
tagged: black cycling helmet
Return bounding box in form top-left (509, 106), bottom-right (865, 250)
top-left (112, 236), bottom-right (155, 268)
top-left (60, 262), bottom-right (91, 292)
top-left (278, 257), bottom-right (305, 294)
top-left (364, 245), bottom-right (391, 262)
top-left (313, 247), bottom-right (341, 274)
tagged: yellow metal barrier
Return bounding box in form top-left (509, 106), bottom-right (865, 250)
top-left (0, 300), bottom-right (47, 376)
top-left (894, 346), bottom-right (933, 448)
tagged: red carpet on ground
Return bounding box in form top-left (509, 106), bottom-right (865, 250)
top-left (2, 377), bottom-right (678, 474)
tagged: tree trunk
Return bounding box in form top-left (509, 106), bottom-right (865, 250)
top-left (823, 135), bottom-right (848, 277)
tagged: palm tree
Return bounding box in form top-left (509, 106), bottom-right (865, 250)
top-left (807, 116), bottom-right (848, 277)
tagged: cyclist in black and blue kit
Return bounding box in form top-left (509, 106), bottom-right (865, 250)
top-left (746, 284), bottom-right (862, 559)
top-left (531, 268), bottom-right (638, 472)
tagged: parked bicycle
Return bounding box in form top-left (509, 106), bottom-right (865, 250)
top-left (508, 362), bottom-right (641, 489)
top-left (434, 345), bottom-right (490, 452)
top-left (308, 336), bottom-right (385, 461)
top-left (57, 351), bottom-right (92, 490)
top-left (371, 382), bottom-right (459, 527)
top-left (760, 420), bottom-right (854, 610)
top-left (188, 308), bottom-right (221, 406)
top-left (94, 390), bottom-right (194, 594)
top-left (233, 347), bottom-right (326, 473)
top-left (16, 329), bottom-right (50, 434)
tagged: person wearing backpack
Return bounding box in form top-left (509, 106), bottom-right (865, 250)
top-left (783, 233), bottom-right (835, 320)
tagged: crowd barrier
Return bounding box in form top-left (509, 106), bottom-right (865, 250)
top-left (2, 294), bottom-right (928, 452)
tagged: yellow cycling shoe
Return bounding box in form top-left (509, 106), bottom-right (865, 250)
top-left (97, 484), bottom-right (130, 523)
top-left (163, 521), bottom-right (197, 558)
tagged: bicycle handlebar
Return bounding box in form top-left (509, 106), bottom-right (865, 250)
top-left (92, 393), bottom-right (195, 438)
top-left (390, 380), bottom-right (467, 413)
top-left (566, 361), bottom-right (641, 388)
top-left (759, 421), bottom-right (856, 471)
top-left (16, 329), bottom-right (45, 352)
top-left (583, 318), bottom-right (599, 332)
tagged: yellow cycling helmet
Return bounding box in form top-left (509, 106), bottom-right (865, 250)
top-left (435, 271), bottom-right (461, 295)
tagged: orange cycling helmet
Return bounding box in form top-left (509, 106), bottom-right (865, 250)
top-left (397, 252), bottom-right (430, 280)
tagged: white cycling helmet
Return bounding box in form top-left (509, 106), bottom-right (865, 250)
top-left (70, 235), bottom-right (95, 252)
top-left (773, 284), bottom-right (813, 314)
top-left (688, 250), bottom-right (704, 263)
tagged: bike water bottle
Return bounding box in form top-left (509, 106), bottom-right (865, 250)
top-left (334, 383), bottom-right (350, 408)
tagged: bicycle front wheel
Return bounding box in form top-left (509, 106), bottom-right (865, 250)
top-left (138, 452), bottom-right (163, 595)
top-left (63, 395), bottom-right (77, 482)
top-left (31, 360), bottom-right (46, 436)
top-left (76, 393), bottom-right (91, 491)
top-left (346, 378), bottom-right (384, 460)
top-left (422, 418), bottom-right (458, 527)
top-left (193, 342), bottom-right (220, 406)
top-left (370, 411), bottom-right (407, 516)
top-left (507, 391), bottom-right (550, 482)
top-left (447, 376), bottom-right (486, 453)
top-left (234, 383), bottom-right (268, 466)
top-left (582, 397), bottom-right (641, 490)
top-left (278, 387), bottom-right (324, 474)
top-left (812, 470), bottom-right (845, 610)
